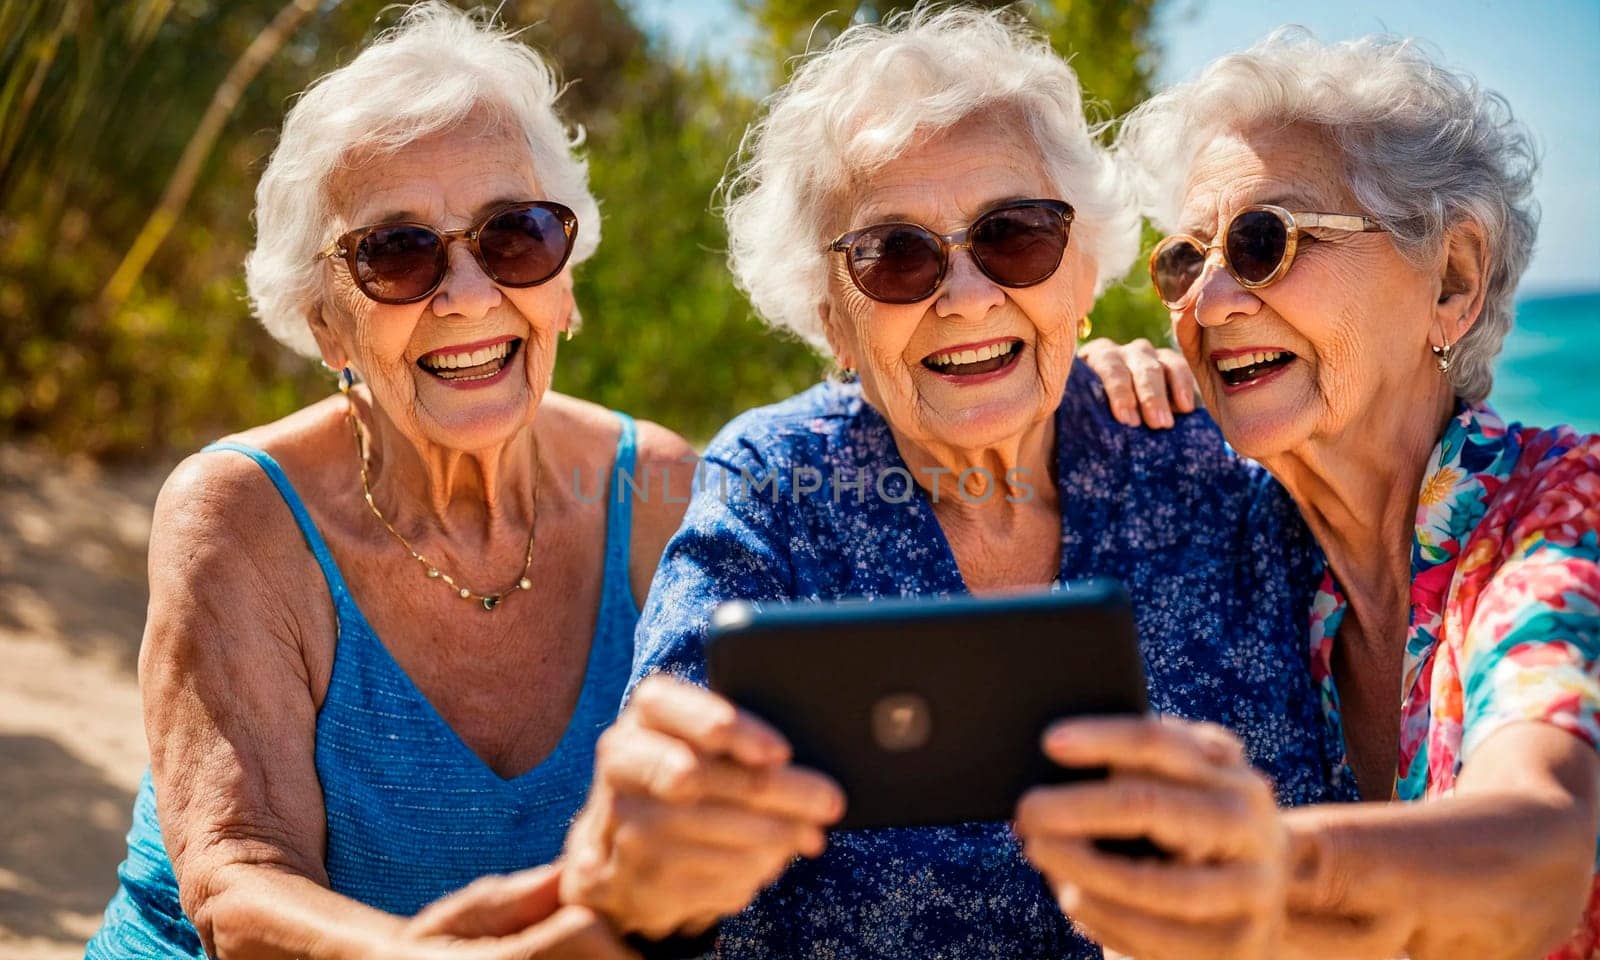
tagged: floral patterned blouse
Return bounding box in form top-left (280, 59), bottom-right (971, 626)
top-left (631, 362), bottom-right (1353, 960)
top-left (1307, 401), bottom-right (1600, 958)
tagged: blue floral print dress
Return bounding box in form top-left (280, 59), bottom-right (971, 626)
top-left (630, 361), bottom-right (1355, 960)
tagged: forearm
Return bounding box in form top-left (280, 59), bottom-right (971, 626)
top-left (1284, 790), bottom-right (1594, 960)
top-left (188, 861), bottom-right (410, 960)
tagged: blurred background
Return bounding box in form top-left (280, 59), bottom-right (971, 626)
top-left (0, 0), bottom-right (1594, 955)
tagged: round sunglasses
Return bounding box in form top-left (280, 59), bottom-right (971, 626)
top-left (1150, 203), bottom-right (1386, 308)
top-left (314, 200), bottom-right (579, 305)
top-left (825, 199), bottom-right (1074, 304)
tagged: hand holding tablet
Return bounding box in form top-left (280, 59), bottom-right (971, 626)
top-left (703, 578), bottom-right (1289, 953)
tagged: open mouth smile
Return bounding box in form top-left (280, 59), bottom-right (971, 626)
top-left (417, 337), bottom-right (522, 385)
top-left (1213, 348), bottom-right (1296, 390)
top-left (921, 338), bottom-right (1025, 378)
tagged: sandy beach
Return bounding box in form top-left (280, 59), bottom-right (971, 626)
top-left (0, 444), bottom-right (171, 959)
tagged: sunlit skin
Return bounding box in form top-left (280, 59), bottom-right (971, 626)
top-left (312, 124), bottom-right (573, 537)
top-left (1016, 123), bottom-right (1599, 960)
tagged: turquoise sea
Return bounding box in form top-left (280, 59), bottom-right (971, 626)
top-left (1491, 291), bottom-right (1600, 434)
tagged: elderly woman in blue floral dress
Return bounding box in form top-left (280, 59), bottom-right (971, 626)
top-left (1026, 31), bottom-right (1600, 960)
top-left (557, 9), bottom-right (1353, 958)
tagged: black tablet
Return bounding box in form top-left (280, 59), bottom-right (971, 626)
top-left (705, 578), bottom-right (1148, 831)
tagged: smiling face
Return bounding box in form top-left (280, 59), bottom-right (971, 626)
top-left (1168, 125), bottom-right (1447, 458)
top-left (309, 123), bottom-right (574, 453)
top-left (820, 113), bottom-right (1095, 456)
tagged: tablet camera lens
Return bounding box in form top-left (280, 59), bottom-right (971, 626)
top-left (871, 693), bottom-right (933, 751)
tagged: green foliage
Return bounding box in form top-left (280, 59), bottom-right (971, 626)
top-left (0, 0), bottom-right (396, 458)
top-left (515, 3), bottom-right (827, 440)
top-left (0, 0), bottom-right (1165, 459)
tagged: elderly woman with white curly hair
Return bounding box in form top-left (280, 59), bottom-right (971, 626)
top-left (1016, 31), bottom-right (1600, 960)
top-left (557, 9), bottom-right (1356, 958)
top-left (83, 4), bottom-right (693, 957)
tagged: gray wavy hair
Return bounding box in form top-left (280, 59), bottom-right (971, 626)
top-left (244, 1), bottom-right (600, 358)
top-left (721, 5), bottom-right (1141, 353)
top-left (1115, 28), bottom-right (1539, 402)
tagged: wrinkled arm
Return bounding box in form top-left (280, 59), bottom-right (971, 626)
top-left (1284, 544), bottom-right (1600, 960)
top-left (144, 455), bottom-right (405, 958)
top-left (1284, 723), bottom-right (1597, 960)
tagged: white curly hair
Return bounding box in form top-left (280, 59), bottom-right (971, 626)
top-left (244, 1), bottom-right (600, 358)
top-left (1116, 28), bottom-right (1540, 402)
top-left (721, 4), bottom-right (1141, 352)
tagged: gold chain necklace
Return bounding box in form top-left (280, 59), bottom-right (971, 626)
top-left (344, 394), bottom-right (538, 612)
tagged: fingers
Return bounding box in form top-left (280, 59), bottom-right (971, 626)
top-left (1123, 340), bottom-right (1176, 429)
top-left (1042, 716), bottom-right (1248, 786)
top-left (613, 792), bottom-right (827, 857)
top-left (1157, 346), bottom-right (1199, 412)
top-left (1016, 775), bottom-right (1270, 861)
top-left (1061, 885), bottom-right (1270, 960)
top-left (598, 724), bottom-right (844, 825)
top-left (1019, 834), bottom-right (1271, 922)
top-left (602, 826), bottom-right (803, 920)
top-left (1020, 722), bottom-right (1287, 960)
top-left (1078, 338), bottom-right (1142, 427)
top-left (630, 675), bottom-right (790, 767)
top-left (1078, 338), bottom-right (1195, 428)
top-left (499, 904), bottom-right (641, 960)
top-left (1280, 910), bottom-right (1413, 960)
top-left (408, 865), bottom-right (563, 938)
top-left (566, 679), bottom-right (846, 938)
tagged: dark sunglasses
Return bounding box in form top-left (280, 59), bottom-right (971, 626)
top-left (314, 200), bottom-right (579, 305)
top-left (1150, 203), bottom-right (1385, 308)
top-left (825, 199), bottom-right (1074, 304)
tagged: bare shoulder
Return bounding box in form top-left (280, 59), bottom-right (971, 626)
top-left (539, 393), bottom-right (697, 604)
top-left (155, 397), bottom-right (344, 562)
top-left (630, 415), bottom-right (698, 528)
top-left (627, 415), bottom-right (697, 606)
top-left (145, 401), bottom-right (343, 676)
top-left (152, 445), bottom-right (302, 578)
top-left (633, 418), bottom-right (698, 491)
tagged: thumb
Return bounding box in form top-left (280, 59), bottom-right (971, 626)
top-left (500, 905), bottom-right (641, 960)
top-left (409, 865), bottom-right (565, 938)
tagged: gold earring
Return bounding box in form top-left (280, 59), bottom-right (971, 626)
top-left (338, 367), bottom-right (354, 394)
top-left (1431, 339), bottom-right (1455, 373)
top-left (1078, 316), bottom-right (1093, 341)
top-left (563, 327), bottom-right (574, 342)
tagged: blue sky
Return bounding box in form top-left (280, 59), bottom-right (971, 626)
top-left (627, 0), bottom-right (1600, 294)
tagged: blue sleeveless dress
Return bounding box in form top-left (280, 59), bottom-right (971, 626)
top-left (85, 414), bottom-right (641, 958)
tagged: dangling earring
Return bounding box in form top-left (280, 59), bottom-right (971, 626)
top-left (338, 366), bottom-right (355, 394)
top-left (1431, 339), bottom-right (1455, 373)
top-left (1078, 316), bottom-right (1093, 341)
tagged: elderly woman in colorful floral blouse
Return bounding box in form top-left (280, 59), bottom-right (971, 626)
top-left (1021, 31), bottom-right (1600, 960)
top-left (557, 9), bottom-right (1353, 958)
